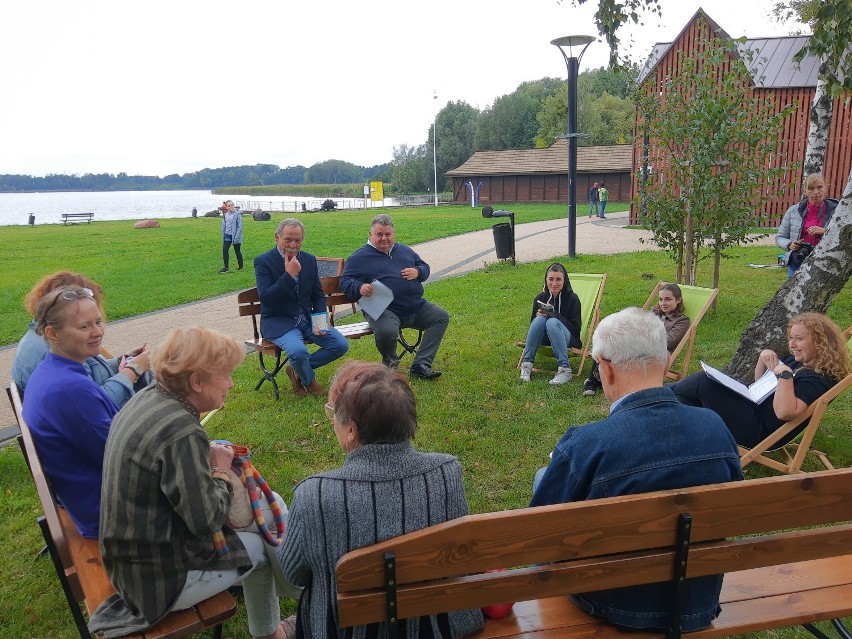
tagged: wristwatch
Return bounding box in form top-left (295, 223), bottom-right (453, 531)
top-left (775, 370), bottom-right (794, 380)
top-left (125, 362), bottom-right (145, 379)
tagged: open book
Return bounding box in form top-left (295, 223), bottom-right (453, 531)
top-left (700, 361), bottom-right (778, 404)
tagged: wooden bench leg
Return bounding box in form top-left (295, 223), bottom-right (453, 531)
top-left (38, 516), bottom-right (91, 639)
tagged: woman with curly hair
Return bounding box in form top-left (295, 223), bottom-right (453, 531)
top-left (672, 313), bottom-right (850, 448)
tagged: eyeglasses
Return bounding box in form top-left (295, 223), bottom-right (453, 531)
top-left (44, 287), bottom-right (94, 317)
top-left (324, 402), bottom-right (335, 421)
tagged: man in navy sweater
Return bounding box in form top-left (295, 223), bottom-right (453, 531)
top-left (340, 214), bottom-right (449, 380)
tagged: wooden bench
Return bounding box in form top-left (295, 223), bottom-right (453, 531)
top-left (62, 212), bottom-right (95, 224)
top-left (7, 382), bottom-right (236, 639)
top-left (337, 469), bottom-right (852, 639)
top-left (240, 259), bottom-right (424, 398)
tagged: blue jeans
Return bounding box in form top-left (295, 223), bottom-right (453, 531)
top-left (599, 201), bottom-right (607, 217)
top-left (522, 316), bottom-right (573, 368)
top-left (589, 200), bottom-right (599, 216)
top-left (271, 318), bottom-right (348, 385)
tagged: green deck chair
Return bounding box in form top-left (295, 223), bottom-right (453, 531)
top-left (642, 281), bottom-right (718, 381)
top-left (516, 273), bottom-right (606, 377)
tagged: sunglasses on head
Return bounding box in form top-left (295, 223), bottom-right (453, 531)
top-left (44, 287), bottom-right (94, 316)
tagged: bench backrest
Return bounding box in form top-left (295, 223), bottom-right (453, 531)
top-left (336, 468), bottom-right (852, 627)
top-left (237, 287), bottom-right (263, 342)
top-left (8, 382), bottom-right (84, 601)
top-left (642, 281), bottom-right (718, 380)
top-left (316, 256), bottom-right (345, 279)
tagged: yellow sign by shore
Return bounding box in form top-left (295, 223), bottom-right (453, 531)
top-left (370, 181), bottom-right (383, 201)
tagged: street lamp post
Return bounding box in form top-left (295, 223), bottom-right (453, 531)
top-left (551, 35), bottom-right (593, 258)
top-left (433, 90), bottom-right (438, 207)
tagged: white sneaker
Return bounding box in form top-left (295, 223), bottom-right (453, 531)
top-left (550, 366), bottom-right (573, 385)
top-left (520, 361), bottom-right (533, 382)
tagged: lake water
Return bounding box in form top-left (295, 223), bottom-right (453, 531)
top-left (0, 190), bottom-right (396, 226)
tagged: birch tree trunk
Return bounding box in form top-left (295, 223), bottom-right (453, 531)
top-left (726, 168), bottom-right (852, 381)
top-left (802, 69), bottom-right (834, 180)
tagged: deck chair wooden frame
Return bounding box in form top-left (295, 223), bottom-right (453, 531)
top-left (516, 273), bottom-right (606, 377)
top-left (642, 281), bottom-right (718, 381)
top-left (739, 326), bottom-right (852, 474)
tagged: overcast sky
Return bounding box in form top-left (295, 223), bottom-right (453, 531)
top-left (0, 0), bottom-right (804, 178)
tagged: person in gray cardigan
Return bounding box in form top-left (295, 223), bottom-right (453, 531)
top-left (278, 361), bottom-right (484, 639)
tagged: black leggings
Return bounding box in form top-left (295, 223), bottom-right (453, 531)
top-left (670, 372), bottom-right (775, 448)
top-left (223, 240), bottom-right (243, 269)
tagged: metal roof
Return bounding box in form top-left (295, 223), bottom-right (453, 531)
top-left (445, 141), bottom-right (632, 177)
top-left (636, 10), bottom-right (823, 89)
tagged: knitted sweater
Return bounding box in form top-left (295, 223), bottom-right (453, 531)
top-left (278, 441), bottom-right (484, 638)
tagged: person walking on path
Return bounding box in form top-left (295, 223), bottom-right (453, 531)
top-left (588, 183), bottom-right (599, 218)
top-left (254, 219), bottom-right (349, 396)
top-left (220, 200), bottom-right (244, 273)
top-left (598, 183), bottom-right (609, 219)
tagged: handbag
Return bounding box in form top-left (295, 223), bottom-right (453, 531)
top-left (223, 465), bottom-right (254, 529)
top-left (213, 444), bottom-right (287, 554)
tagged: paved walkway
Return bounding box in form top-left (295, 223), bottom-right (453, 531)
top-left (0, 211), bottom-right (771, 431)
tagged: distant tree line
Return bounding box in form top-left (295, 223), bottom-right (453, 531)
top-left (391, 66), bottom-right (636, 194)
top-left (0, 161), bottom-right (391, 193)
top-left (0, 66), bottom-right (632, 195)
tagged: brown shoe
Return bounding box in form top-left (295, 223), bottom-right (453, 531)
top-left (306, 379), bottom-right (325, 395)
top-left (285, 365), bottom-right (307, 397)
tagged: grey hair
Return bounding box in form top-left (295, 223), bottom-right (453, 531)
top-left (370, 214), bottom-right (394, 228)
top-left (591, 307), bottom-right (668, 371)
top-left (276, 218), bottom-right (305, 237)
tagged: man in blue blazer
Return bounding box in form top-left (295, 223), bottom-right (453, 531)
top-left (254, 219), bottom-right (348, 396)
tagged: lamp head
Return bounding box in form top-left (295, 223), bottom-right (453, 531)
top-left (551, 35), bottom-right (594, 61)
top-left (482, 205), bottom-right (494, 218)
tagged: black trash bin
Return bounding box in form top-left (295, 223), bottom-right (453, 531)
top-left (492, 222), bottom-right (512, 259)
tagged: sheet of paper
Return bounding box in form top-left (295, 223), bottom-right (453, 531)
top-left (358, 279), bottom-right (394, 320)
top-left (748, 369), bottom-right (779, 403)
top-left (700, 361), bottom-right (777, 404)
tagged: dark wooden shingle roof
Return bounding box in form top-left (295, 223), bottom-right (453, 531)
top-left (445, 141), bottom-right (632, 177)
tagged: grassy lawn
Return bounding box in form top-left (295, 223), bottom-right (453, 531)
top-left (0, 216), bottom-right (849, 638)
top-left (0, 203), bottom-right (588, 346)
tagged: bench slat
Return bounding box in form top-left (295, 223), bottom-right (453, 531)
top-left (471, 558), bottom-right (852, 639)
top-left (337, 470), bottom-right (852, 591)
top-left (335, 322), bottom-right (373, 339)
top-left (58, 508), bottom-right (115, 614)
top-left (337, 530), bottom-right (852, 625)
